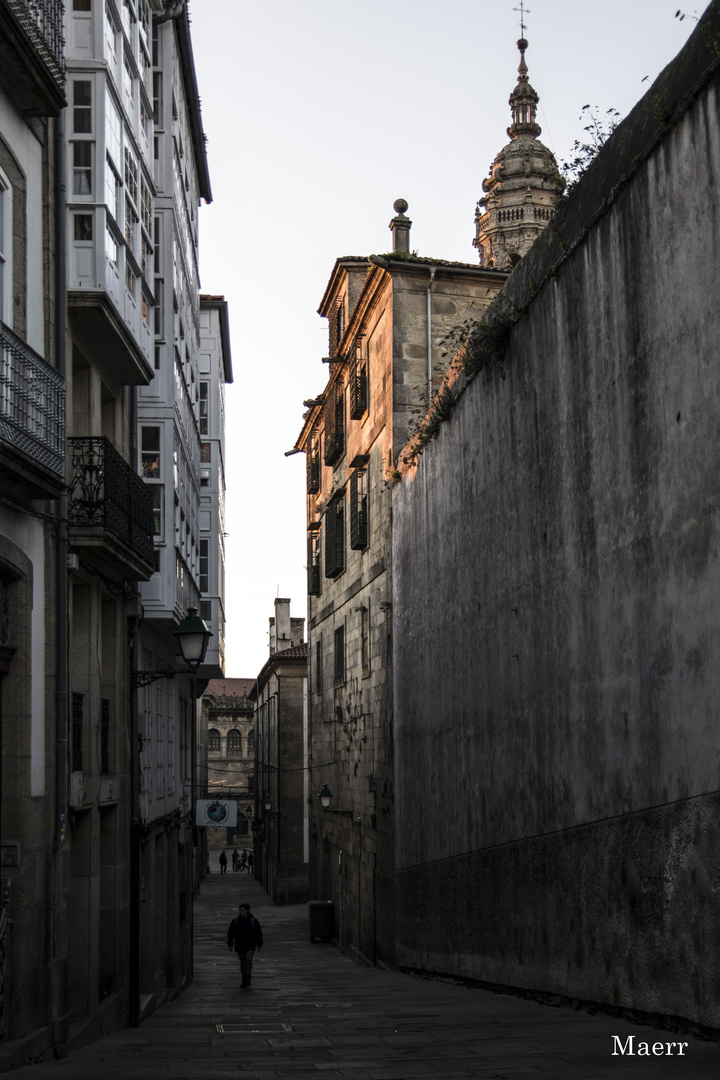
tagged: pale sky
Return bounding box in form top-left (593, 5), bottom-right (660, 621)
top-left (189, 0), bottom-right (700, 678)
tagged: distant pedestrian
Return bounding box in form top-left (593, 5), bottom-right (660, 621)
top-left (247, 851), bottom-right (254, 874)
top-left (227, 903), bottom-right (263, 988)
top-left (219, 850), bottom-right (228, 874)
top-left (232, 848), bottom-right (239, 871)
top-left (240, 849), bottom-right (248, 872)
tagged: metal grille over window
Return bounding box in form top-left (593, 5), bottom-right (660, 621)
top-left (350, 468), bottom-right (368, 549)
top-left (306, 431), bottom-right (320, 494)
top-left (349, 336), bottom-right (367, 420)
top-left (328, 298), bottom-right (345, 359)
top-left (334, 625), bottom-right (345, 683)
top-left (323, 383), bottom-right (344, 466)
top-left (101, 698), bottom-right (110, 774)
top-left (324, 493), bottom-right (345, 578)
top-left (72, 692), bottom-right (84, 772)
top-left (307, 531), bottom-right (321, 596)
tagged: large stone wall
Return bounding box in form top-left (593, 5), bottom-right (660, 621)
top-left (392, 7), bottom-right (720, 1030)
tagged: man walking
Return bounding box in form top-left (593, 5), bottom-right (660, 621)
top-left (219, 849), bottom-right (228, 874)
top-left (227, 903), bottom-right (263, 988)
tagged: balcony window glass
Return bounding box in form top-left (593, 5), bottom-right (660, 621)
top-left (74, 0), bottom-right (92, 9)
top-left (73, 143), bottom-right (93, 196)
top-left (199, 382), bottom-right (208, 434)
top-left (106, 224), bottom-right (118, 268)
top-left (73, 82), bottom-right (92, 133)
top-left (208, 728), bottom-right (220, 752)
top-left (151, 485), bottom-right (163, 537)
top-left (200, 539), bottom-right (209, 593)
top-left (227, 729), bottom-right (241, 754)
top-left (105, 91), bottom-right (121, 169)
top-left (105, 9), bottom-right (118, 65)
top-left (141, 426), bottom-right (161, 478)
top-left (105, 162), bottom-right (121, 223)
top-left (74, 214), bottom-right (93, 241)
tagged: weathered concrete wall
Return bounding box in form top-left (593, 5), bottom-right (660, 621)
top-left (392, 8), bottom-right (720, 1030)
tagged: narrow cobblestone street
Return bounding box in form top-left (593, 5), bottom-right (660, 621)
top-left (12, 870), bottom-right (719, 1080)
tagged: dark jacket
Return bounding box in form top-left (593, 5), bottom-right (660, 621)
top-left (227, 913), bottom-right (263, 953)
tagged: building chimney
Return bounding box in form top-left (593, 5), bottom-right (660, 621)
top-left (273, 598), bottom-right (292, 654)
top-left (389, 198), bottom-right (411, 254)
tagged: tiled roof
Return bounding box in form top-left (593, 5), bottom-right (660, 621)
top-left (273, 643), bottom-right (308, 660)
top-left (204, 677), bottom-right (255, 702)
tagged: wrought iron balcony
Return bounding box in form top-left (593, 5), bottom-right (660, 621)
top-left (0, 0), bottom-right (66, 115)
top-left (0, 320), bottom-right (66, 499)
top-left (68, 437), bottom-right (155, 581)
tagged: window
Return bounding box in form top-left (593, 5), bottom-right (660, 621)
top-left (328, 297), bottom-right (345, 357)
top-left (73, 143), bottom-right (93, 195)
top-left (201, 442), bottom-right (211, 463)
top-left (141, 426), bottom-right (161, 477)
top-left (247, 731), bottom-right (255, 754)
top-left (199, 539), bottom-right (209, 593)
top-left (199, 382), bottom-right (208, 434)
top-left (101, 698), bottom-right (110, 774)
top-left (0, 173), bottom-right (10, 325)
top-left (227, 729), bottom-right (242, 754)
top-left (350, 468), bottom-right (368, 549)
top-left (74, 0), bottom-right (92, 9)
top-left (150, 486), bottom-right (163, 537)
top-left (315, 637), bottom-right (323, 695)
top-left (325, 492), bottom-right (345, 578)
top-left (74, 214), bottom-right (93, 241)
top-left (361, 607), bottom-right (370, 671)
top-left (350, 336), bottom-right (368, 419)
top-left (73, 81), bottom-right (92, 133)
top-left (72, 692), bottom-right (84, 771)
top-left (307, 530), bottom-right (321, 596)
top-left (105, 9), bottom-right (118, 65)
top-left (208, 728), bottom-right (220, 752)
top-left (306, 430), bottom-right (320, 494)
top-left (334, 625), bottom-right (345, 684)
top-left (323, 383), bottom-right (345, 466)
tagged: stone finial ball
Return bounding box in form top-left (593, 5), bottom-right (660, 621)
top-left (393, 198), bottom-right (409, 215)
top-left (517, 37), bottom-right (528, 50)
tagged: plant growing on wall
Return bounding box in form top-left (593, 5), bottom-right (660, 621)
top-left (555, 104), bottom-right (621, 203)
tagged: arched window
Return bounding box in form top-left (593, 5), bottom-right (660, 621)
top-left (247, 730), bottom-right (255, 754)
top-left (226, 728), bottom-right (242, 754)
top-left (208, 728), bottom-right (220, 752)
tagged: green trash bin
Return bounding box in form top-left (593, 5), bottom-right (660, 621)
top-left (308, 900), bottom-right (334, 943)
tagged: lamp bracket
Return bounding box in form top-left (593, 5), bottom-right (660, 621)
top-left (130, 670), bottom-right (177, 689)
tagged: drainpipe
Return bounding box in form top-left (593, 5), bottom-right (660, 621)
top-left (54, 109), bottom-right (67, 856)
top-left (426, 267), bottom-right (437, 405)
top-left (128, 386), bottom-right (141, 1027)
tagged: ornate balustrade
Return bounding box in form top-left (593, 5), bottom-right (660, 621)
top-left (0, 320), bottom-right (65, 488)
top-left (68, 437), bottom-right (155, 576)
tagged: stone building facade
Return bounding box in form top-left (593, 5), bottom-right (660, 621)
top-left (1, 1), bottom-right (227, 1065)
top-left (251, 599), bottom-right (308, 905)
top-left (0, 0), bottom-right (66, 1060)
top-left (295, 211), bottom-right (508, 965)
top-left (201, 677), bottom-right (255, 846)
top-left (392, 1), bottom-right (720, 1034)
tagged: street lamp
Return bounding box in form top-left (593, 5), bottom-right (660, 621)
top-left (173, 607), bottom-right (211, 989)
top-left (263, 790), bottom-right (273, 813)
top-left (317, 784), bottom-right (353, 818)
top-left (174, 607), bottom-right (212, 668)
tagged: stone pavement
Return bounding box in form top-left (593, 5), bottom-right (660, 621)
top-left (12, 869), bottom-right (720, 1079)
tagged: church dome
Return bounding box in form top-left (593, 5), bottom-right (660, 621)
top-left (474, 36), bottom-right (563, 270)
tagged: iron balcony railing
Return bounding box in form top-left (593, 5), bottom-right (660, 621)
top-left (5, 0), bottom-right (65, 89)
top-left (68, 437), bottom-right (154, 566)
top-left (0, 320), bottom-right (65, 480)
